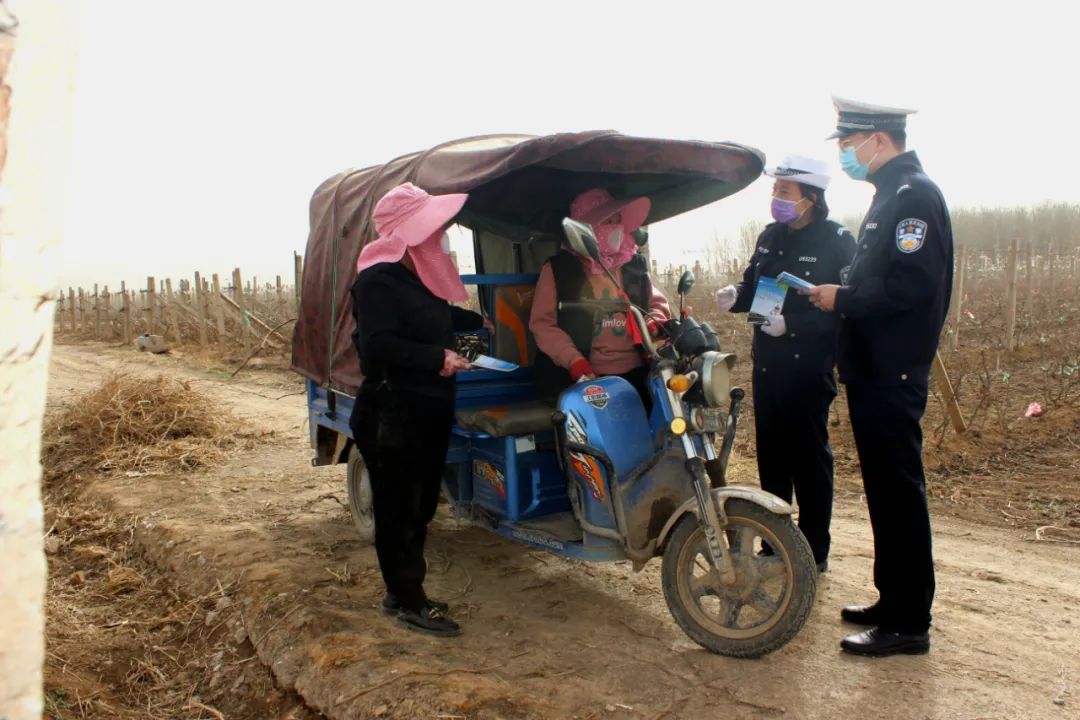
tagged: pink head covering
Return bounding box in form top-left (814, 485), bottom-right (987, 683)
top-left (569, 189), bottom-right (651, 275)
top-left (356, 183), bottom-right (468, 302)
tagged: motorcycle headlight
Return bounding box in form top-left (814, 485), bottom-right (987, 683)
top-left (701, 351), bottom-right (737, 407)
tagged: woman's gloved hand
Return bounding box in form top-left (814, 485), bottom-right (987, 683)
top-left (646, 317), bottom-right (663, 338)
top-left (569, 358), bottom-right (596, 382)
top-left (761, 315), bottom-right (787, 337)
top-left (715, 285), bottom-right (738, 312)
top-left (440, 349), bottom-right (472, 377)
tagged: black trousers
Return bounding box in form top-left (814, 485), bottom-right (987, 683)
top-left (846, 380), bottom-right (935, 634)
top-left (537, 360), bottom-right (653, 414)
top-left (352, 387), bottom-right (454, 612)
top-left (753, 366), bottom-right (837, 565)
top-left (619, 364), bottom-right (653, 415)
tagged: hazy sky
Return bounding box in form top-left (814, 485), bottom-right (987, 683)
top-left (31, 0), bottom-right (1078, 289)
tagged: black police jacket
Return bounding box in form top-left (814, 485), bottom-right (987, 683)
top-left (350, 262), bottom-right (483, 400)
top-left (731, 216), bottom-right (855, 374)
top-left (835, 152), bottom-right (954, 386)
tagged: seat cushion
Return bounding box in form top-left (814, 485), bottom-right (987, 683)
top-left (455, 401), bottom-right (555, 438)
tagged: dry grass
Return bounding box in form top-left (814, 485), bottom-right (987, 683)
top-left (44, 372), bottom-right (253, 481)
top-left (43, 498), bottom-right (317, 720)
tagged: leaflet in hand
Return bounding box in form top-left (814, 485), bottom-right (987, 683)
top-left (777, 271), bottom-right (816, 293)
top-left (748, 276), bottom-right (788, 324)
top-left (471, 354), bottom-right (519, 372)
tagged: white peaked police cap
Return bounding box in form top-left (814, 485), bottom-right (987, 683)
top-left (763, 155), bottom-right (831, 191)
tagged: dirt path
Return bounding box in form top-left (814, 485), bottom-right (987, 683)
top-left (47, 342), bottom-right (1080, 720)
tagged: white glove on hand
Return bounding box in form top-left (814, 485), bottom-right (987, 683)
top-left (715, 285), bottom-right (738, 312)
top-left (761, 315), bottom-right (787, 337)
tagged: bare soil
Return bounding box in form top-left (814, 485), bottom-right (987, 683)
top-left (43, 337), bottom-right (1079, 720)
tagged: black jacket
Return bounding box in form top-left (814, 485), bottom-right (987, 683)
top-left (732, 217), bottom-right (855, 374)
top-left (350, 262), bottom-right (483, 400)
top-left (835, 152), bottom-right (953, 386)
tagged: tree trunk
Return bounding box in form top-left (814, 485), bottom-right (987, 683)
top-left (0, 4), bottom-right (79, 718)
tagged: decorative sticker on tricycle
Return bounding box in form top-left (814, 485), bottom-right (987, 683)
top-left (565, 411), bottom-right (606, 501)
top-left (473, 460), bottom-right (506, 500)
top-left (570, 452), bottom-right (606, 501)
top-left (582, 385), bottom-right (609, 409)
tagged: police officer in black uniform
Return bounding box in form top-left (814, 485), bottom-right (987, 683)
top-left (717, 155), bottom-right (854, 573)
top-left (809, 98), bottom-right (953, 657)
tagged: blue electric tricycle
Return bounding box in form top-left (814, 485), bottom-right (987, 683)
top-left (293, 132), bottom-right (817, 657)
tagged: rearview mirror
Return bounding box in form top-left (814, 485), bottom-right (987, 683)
top-left (562, 218), bottom-right (601, 263)
top-left (677, 270), bottom-right (695, 297)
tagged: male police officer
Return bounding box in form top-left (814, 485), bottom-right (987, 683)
top-left (808, 98), bottom-right (953, 657)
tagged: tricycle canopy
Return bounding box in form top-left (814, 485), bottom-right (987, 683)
top-left (291, 130), bottom-right (765, 394)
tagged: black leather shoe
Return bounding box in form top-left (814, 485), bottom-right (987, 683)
top-left (841, 602), bottom-right (884, 626)
top-left (381, 593), bottom-right (449, 615)
top-left (396, 605), bottom-right (461, 637)
top-left (841, 627), bottom-right (929, 657)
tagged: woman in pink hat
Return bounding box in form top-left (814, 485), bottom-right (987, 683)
top-left (349, 182), bottom-right (484, 637)
top-left (529, 188), bottom-right (670, 409)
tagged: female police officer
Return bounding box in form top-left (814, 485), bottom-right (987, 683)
top-left (716, 156), bottom-right (854, 573)
top-left (350, 182), bottom-right (484, 637)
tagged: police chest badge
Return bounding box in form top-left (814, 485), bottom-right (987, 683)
top-left (896, 219), bottom-right (927, 253)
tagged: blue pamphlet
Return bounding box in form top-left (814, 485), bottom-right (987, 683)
top-left (748, 276), bottom-right (787, 324)
top-left (777, 271), bottom-right (816, 293)
top-left (471, 354), bottom-right (519, 372)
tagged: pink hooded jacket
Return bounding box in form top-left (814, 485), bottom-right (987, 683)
top-left (529, 189), bottom-right (670, 375)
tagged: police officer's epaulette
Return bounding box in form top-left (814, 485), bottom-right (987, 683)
top-left (896, 171), bottom-right (937, 198)
top-left (824, 219), bottom-right (850, 238)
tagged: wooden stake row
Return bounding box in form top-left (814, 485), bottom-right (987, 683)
top-left (949, 241), bottom-right (1080, 353)
top-left (54, 257), bottom-right (304, 351)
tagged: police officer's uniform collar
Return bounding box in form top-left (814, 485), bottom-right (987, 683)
top-left (786, 214), bottom-right (826, 233)
top-left (869, 151), bottom-right (922, 190)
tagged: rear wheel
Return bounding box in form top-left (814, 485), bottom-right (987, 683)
top-left (661, 498), bottom-right (816, 658)
top-left (346, 446), bottom-right (375, 543)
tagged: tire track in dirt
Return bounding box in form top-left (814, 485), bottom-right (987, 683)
top-left (48, 342), bottom-right (1080, 720)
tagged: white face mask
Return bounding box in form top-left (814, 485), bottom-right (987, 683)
top-left (605, 226), bottom-right (624, 251)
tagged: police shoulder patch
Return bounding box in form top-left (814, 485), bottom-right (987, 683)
top-left (896, 218), bottom-right (927, 253)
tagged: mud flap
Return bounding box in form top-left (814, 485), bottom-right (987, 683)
top-left (655, 485), bottom-right (794, 552)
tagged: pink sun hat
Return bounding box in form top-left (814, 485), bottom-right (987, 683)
top-left (357, 183), bottom-right (468, 273)
top-left (570, 188), bottom-right (650, 232)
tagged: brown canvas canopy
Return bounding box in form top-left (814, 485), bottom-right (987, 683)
top-left (291, 130), bottom-right (765, 395)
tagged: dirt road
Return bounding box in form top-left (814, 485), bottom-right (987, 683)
top-left (47, 343), bottom-right (1079, 720)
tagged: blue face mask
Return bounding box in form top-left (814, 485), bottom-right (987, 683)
top-left (839, 135), bottom-right (878, 181)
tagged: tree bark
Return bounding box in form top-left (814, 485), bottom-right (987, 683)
top-left (0, 3), bottom-right (79, 718)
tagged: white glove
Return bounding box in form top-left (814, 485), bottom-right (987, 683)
top-left (715, 285), bottom-right (738, 312)
top-left (761, 315), bottom-right (787, 337)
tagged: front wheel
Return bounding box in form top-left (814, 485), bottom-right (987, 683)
top-left (346, 446), bottom-right (376, 543)
top-left (661, 498), bottom-right (817, 658)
